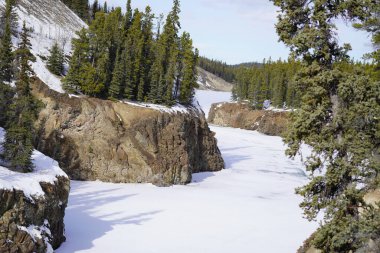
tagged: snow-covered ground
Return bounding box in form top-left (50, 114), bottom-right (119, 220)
top-left (195, 90), bottom-right (232, 118)
top-left (0, 128), bottom-right (67, 200)
top-left (57, 91), bottom-right (317, 253)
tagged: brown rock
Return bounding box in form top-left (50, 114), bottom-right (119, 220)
top-left (208, 102), bottom-right (290, 136)
top-left (0, 176), bottom-right (69, 253)
top-left (32, 80), bottom-right (224, 186)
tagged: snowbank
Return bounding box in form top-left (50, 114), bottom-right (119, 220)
top-left (0, 127), bottom-right (67, 200)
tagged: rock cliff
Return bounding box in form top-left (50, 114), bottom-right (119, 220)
top-left (32, 80), bottom-right (224, 186)
top-left (208, 102), bottom-right (290, 136)
top-left (0, 176), bottom-right (69, 253)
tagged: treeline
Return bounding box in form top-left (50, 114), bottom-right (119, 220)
top-left (62, 0), bottom-right (199, 105)
top-left (61, 0), bottom-right (117, 22)
top-left (232, 59), bottom-right (301, 109)
top-left (61, 0), bottom-right (89, 21)
top-left (198, 56), bottom-right (235, 83)
top-left (0, 0), bottom-right (40, 172)
top-left (232, 59), bottom-right (379, 109)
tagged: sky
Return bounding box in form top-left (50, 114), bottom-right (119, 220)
top-left (95, 0), bottom-right (374, 65)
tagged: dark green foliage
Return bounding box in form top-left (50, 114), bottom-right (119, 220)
top-left (61, 0), bottom-right (89, 21)
top-left (0, 0), bottom-right (15, 83)
top-left (64, 0), bottom-right (198, 106)
top-left (272, 0), bottom-right (380, 251)
top-left (47, 42), bottom-right (65, 76)
top-left (0, 0), bottom-right (18, 37)
top-left (0, 81), bottom-right (14, 127)
top-left (3, 22), bottom-right (39, 173)
top-left (232, 59), bottom-right (301, 109)
top-left (198, 56), bottom-right (236, 83)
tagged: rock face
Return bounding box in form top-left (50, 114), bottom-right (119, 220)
top-left (32, 80), bottom-right (224, 186)
top-left (208, 102), bottom-right (290, 136)
top-left (0, 176), bottom-right (69, 253)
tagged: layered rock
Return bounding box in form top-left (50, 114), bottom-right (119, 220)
top-left (32, 80), bottom-right (224, 186)
top-left (0, 176), bottom-right (69, 253)
top-left (208, 102), bottom-right (290, 136)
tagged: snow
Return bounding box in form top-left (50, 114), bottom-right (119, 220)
top-left (0, 0), bottom-right (86, 93)
top-left (18, 220), bottom-right (54, 253)
top-left (0, 128), bottom-right (67, 200)
top-left (123, 100), bottom-right (196, 115)
top-left (57, 91), bottom-right (317, 253)
top-left (195, 89), bottom-right (232, 118)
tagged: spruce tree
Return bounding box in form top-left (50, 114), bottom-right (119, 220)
top-left (47, 42), bottom-right (64, 76)
top-left (0, 8), bottom-right (14, 83)
top-left (0, 0), bottom-right (18, 37)
top-left (109, 50), bottom-right (125, 99)
top-left (179, 32), bottom-right (197, 104)
top-left (63, 29), bottom-right (89, 93)
top-left (0, 81), bottom-right (14, 127)
top-left (272, 0), bottom-right (380, 251)
top-left (4, 22), bottom-right (38, 173)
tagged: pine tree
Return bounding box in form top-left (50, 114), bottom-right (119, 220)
top-left (47, 42), bottom-right (65, 76)
top-left (63, 29), bottom-right (89, 93)
top-left (109, 50), bottom-right (125, 99)
top-left (4, 22), bottom-right (38, 173)
top-left (136, 6), bottom-right (154, 102)
top-left (272, 0), bottom-right (380, 251)
top-left (0, 0), bottom-right (18, 38)
top-left (0, 1), bottom-right (14, 83)
top-left (0, 81), bottom-right (14, 127)
top-left (179, 32), bottom-right (197, 104)
top-left (123, 0), bottom-right (133, 33)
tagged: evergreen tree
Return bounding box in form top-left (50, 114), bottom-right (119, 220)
top-left (0, 81), bottom-right (14, 127)
top-left (179, 32), bottom-right (198, 104)
top-left (123, 0), bottom-right (133, 33)
top-left (61, 0), bottom-right (89, 21)
top-left (64, 0), bottom-right (198, 105)
top-left (90, 0), bottom-right (100, 21)
top-left (272, 0), bottom-right (380, 251)
top-left (47, 42), bottom-right (65, 76)
top-left (3, 22), bottom-right (38, 173)
top-left (137, 6), bottom-right (154, 102)
top-left (0, 0), bottom-right (18, 37)
top-left (109, 50), bottom-right (125, 99)
top-left (63, 29), bottom-right (89, 93)
top-left (0, 0), bottom-right (14, 83)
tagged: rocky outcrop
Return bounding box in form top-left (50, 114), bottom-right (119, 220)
top-left (0, 176), bottom-right (69, 253)
top-left (32, 80), bottom-right (224, 186)
top-left (208, 102), bottom-right (290, 136)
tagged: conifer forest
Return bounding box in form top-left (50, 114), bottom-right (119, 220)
top-left (0, 0), bottom-right (379, 252)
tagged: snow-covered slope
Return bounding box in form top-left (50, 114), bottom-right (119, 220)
top-left (0, 127), bottom-right (67, 199)
top-left (0, 0), bottom-right (86, 92)
top-left (56, 91), bottom-right (317, 253)
top-left (197, 67), bottom-right (234, 92)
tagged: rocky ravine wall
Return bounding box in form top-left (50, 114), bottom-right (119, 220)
top-left (32, 80), bottom-right (224, 186)
top-left (208, 102), bottom-right (290, 136)
top-left (0, 176), bottom-right (69, 253)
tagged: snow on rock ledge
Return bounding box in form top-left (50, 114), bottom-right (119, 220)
top-left (32, 79), bottom-right (224, 186)
top-left (0, 128), bottom-right (70, 253)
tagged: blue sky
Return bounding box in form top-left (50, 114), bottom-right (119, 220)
top-left (96, 0), bottom-right (373, 64)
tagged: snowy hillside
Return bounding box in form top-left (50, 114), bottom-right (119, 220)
top-left (0, 0), bottom-right (86, 92)
top-left (56, 91), bottom-right (318, 253)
